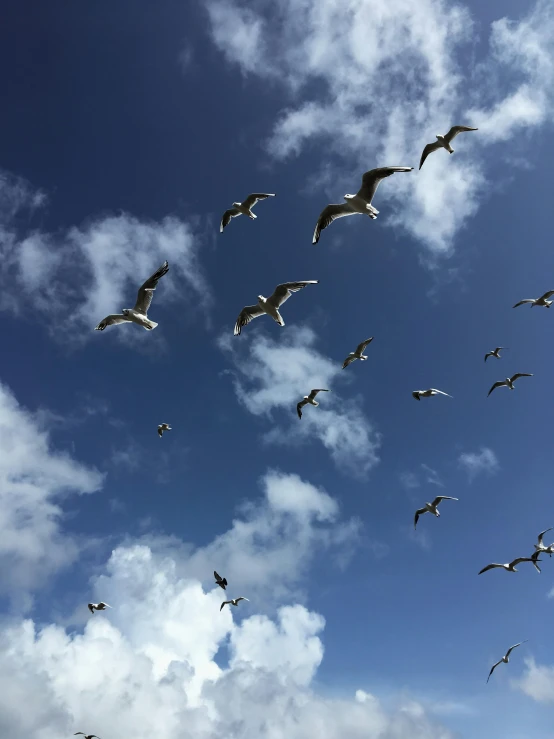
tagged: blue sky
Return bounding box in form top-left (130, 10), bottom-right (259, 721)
top-left (1, 0), bottom-right (554, 737)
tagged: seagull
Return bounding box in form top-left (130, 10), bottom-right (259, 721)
top-left (220, 596), bottom-right (249, 611)
top-left (74, 734), bottom-right (101, 739)
top-left (88, 602), bottom-right (112, 613)
top-left (486, 641), bottom-right (527, 683)
top-left (419, 126), bottom-right (478, 169)
top-left (297, 389), bottom-right (329, 419)
top-left (513, 290), bottom-right (554, 308)
top-left (484, 347), bottom-right (507, 362)
top-left (412, 388), bottom-right (452, 401)
top-left (342, 337), bottom-right (374, 369)
top-left (220, 193), bottom-right (275, 232)
top-left (312, 166), bottom-right (413, 244)
top-left (94, 261), bottom-right (169, 331)
top-left (158, 423), bottom-right (171, 438)
top-left (214, 570), bottom-right (228, 590)
top-left (234, 281), bottom-right (318, 335)
top-left (530, 551), bottom-right (542, 573)
top-left (478, 557), bottom-right (539, 575)
top-left (534, 527), bottom-right (553, 558)
top-left (414, 496), bottom-right (458, 529)
top-left (487, 373), bottom-right (533, 397)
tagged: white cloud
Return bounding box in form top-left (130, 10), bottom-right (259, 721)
top-left (205, 0), bottom-right (554, 255)
top-left (400, 464), bottom-right (443, 490)
top-left (458, 447), bottom-right (499, 481)
top-left (515, 658), bottom-right (554, 703)
top-left (0, 380), bottom-right (103, 606)
top-left (219, 326), bottom-right (381, 476)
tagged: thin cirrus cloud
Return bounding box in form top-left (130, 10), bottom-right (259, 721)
top-left (458, 447), bottom-right (499, 481)
top-left (218, 326), bottom-right (382, 477)
top-left (205, 0), bottom-right (554, 256)
top-left (0, 166), bottom-right (210, 344)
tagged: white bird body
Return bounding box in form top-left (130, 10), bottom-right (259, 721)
top-left (414, 496), bottom-right (458, 529)
top-left (297, 389), bottom-right (329, 419)
top-left (484, 347), bottom-right (506, 362)
top-left (342, 337), bottom-right (374, 369)
top-left (220, 193), bottom-right (275, 232)
top-left (158, 423), bottom-right (172, 438)
top-left (513, 290), bottom-right (554, 308)
top-left (419, 126), bottom-right (478, 169)
top-left (234, 281), bottom-right (318, 335)
top-left (487, 641), bottom-right (527, 683)
top-left (412, 388), bottom-right (452, 401)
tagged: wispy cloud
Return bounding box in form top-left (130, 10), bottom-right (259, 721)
top-left (218, 326), bottom-right (382, 476)
top-left (458, 447), bottom-right (499, 481)
top-left (205, 0), bottom-right (554, 256)
top-left (514, 657), bottom-right (554, 703)
top-left (400, 464), bottom-right (443, 490)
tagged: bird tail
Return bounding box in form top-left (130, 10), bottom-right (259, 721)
top-left (144, 320), bottom-right (158, 330)
top-left (447, 146), bottom-right (454, 153)
top-left (274, 311), bottom-right (285, 327)
top-left (249, 212), bottom-right (257, 220)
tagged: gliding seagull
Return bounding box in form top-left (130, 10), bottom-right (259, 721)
top-left (214, 571), bottom-right (227, 590)
top-left (487, 373), bottom-right (533, 397)
top-left (419, 126), bottom-right (478, 169)
top-left (158, 423), bottom-right (171, 438)
top-left (220, 193), bottom-right (275, 232)
top-left (414, 496), bottom-right (458, 529)
top-left (312, 166), bottom-right (413, 244)
top-left (297, 389), bottom-right (329, 419)
top-left (94, 261), bottom-right (169, 331)
top-left (88, 602), bottom-right (111, 613)
top-left (220, 597), bottom-right (249, 611)
top-left (513, 290), bottom-right (554, 308)
top-left (478, 557), bottom-right (538, 575)
top-left (534, 527), bottom-right (553, 558)
top-left (484, 347), bottom-right (507, 362)
top-left (234, 281), bottom-right (318, 336)
top-left (342, 337), bottom-right (374, 369)
top-left (412, 388), bottom-right (452, 401)
top-left (74, 734), bottom-right (101, 739)
top-left (487, 641), bottom-right (527, 683)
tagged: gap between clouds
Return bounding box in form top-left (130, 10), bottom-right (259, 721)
top-left (205, 0), bottom-right (554, 256)
top-left (218, 325), bottom-right (382, 477)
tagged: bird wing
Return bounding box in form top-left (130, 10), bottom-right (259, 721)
top-left (510, 373), bottom-right (533, 383)
top-left (487, 660), bottom-right (502, 682)
top-left (414, 508), bottom-right (427, 528)
top-left (537, 527), bottom-right (553, 546)
top-left (267, 281), bottom-right (319, 309)
top-left (478, 563), bottom-right (502, 574)
top-left (242, 193), bottom-right (275, 209)
top-left (431, 496), bottom-right (458, 506)
top-left (487, 381), bottom-right (505, 397)
top-left (94, 314), bottom-right (131, 331)
top-left (505, 641), bottom-right (527, 658)
top-left (412, 391), bottom-right (421, 400)
top-left (484, 353), bottom-right (492, 362)
top-left (494, 347), bottom-right (506, 353)
top-left (312, 203), bottom-right (358, 244)
top-left (158, 426), bottom-right (163, 437)
top-left (297, 398), bottom-right (309, 419)
top-left (234, 304), bottom-right (265, 336)
top-left (357, 166), bottom-right (413, 202)
top-left (220, 208), bottom-right (240, 232)
top-left (512, 299), bottom-right (535, 307)
top-left (214, 570), bottom-right (222, 582)
top-left (356, 337), bottom-right (374, 354)
top-left (539, 290), bottom-right (554, 301)
top-left (87, 603), bottom-right (94, 613)
top-left (429, 389), bottom-right (452, 397)
top-left (308, 388), bottom-right (329, 401)
top-left (98, 602), bottom-right (111, 608)
top-left (220, 601), bottom-right (231, 611)
top-left (444, 125), bottom-right (478, 143)
top-left (133, 261), bottom-right (169, 315)
top-left (510, 557), bottom-right (534, 566)
top-left (419, 142), bottom-right (443, 169)
top-left (236, 597), bottom-right (249, 603)
top-left (342, 355), bottom-right (356, 369)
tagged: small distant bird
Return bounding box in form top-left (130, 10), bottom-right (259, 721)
top-left (478, 557), bottom-right (538, 575)
top-left (534, 527), bottom-right (553, 558)
top-left (530, 551), bottom-right (542, 573)
top-left (220, 193), bottom-right (275, 232)
top-left (486, 641), bottom-right (527, 683)
top-left (414, 496), bottom-right (458, 529)
top-left (95, 261), bottom-right (169, 331)
top-left (234, 281), bottom-right (318, 335)
top-left (419, 126), bottom-right (478, 169)
top-left (88, 602), bottom-right (111, 613)
top-left (220, 596), bottom-right (249, 611)
top-left (312, 166), bottom-right (413, 244)
top-left (297, 389), bottom-right (329, 419)
top-left (487, 373), bottom-right (533, 397)
top-left (214, 571), bottom-right (227, 590)
top-left (158, 423), bottom-right (171, 438)
top-left (74, 734), bottom-right (100, 739)
top-left (484, 347), bottom-right (507, 362)
top-left (412, 388), bottom-right (452, 401)
top-left (342, 337), bottom-right (374, 369)
top-left (513, 290), bottom-right (554, 308)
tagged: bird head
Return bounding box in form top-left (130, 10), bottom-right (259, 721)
top-left (233, 202), bottom-right (241, 208)
top-left (436, 135), bottom-right (444, 141)
top-left (257, 295), bottom-right (266, 303)
top-left (122, 309), bottom-right (130, 315)
top-left (344, 194), bottom-right (354, 200)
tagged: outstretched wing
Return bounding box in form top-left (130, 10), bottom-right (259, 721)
top-left (414, 508), bottom-right (426, 529)
top-left (355, 337), bottom-right (374, 354)
top-left (234, 305), bottom-right (265, 336)
top-left (357, 166), bottom-right (413, 203)
top-left (510, 557), bottom-right (535, 567)
top-left (158, 426), bottom-right (163, 437)
top-left (505, 641), bottom-right (527, 658)
top-left (487, 381), bottom-right (505, 397)
top-left (242, 193), bottom-right (275, 209)
top-left (308, 388), bottom-right (329, 401)
top-left (214, 570), bottom-right (222, 582)
top-left (444, 126), bottom-right (478, 143)
top-left (220, 601), bottom-right (231, 611)
top-left (487, 660), bottom-right (502, 683)
top-left (342, 354), bottom-right (356, 369)
top-left (511, 373), bottom-right (533, 383)
top-left (478, 563), bottom-right (501, 575)
top-left (539, 290), bottom-right (554, 301)
top-left (429, 388), bottom-right (452, 397)
top-left (94, 314), bottom-right (131, 331)
top-left (236, 596), bottom-right (249, 603)
top-left (220, 208), bottom-right (240, 232)
top-left (484, 353), bottom-right (492, 362)
top-left (312, 203), bottom-right (357, 244)
top-left (537, 527), bottom-right (553, 546)
top-left (297, 399), bottom-right (308, 419)
top-left (134, 261), bottom-right (169, 315)
top-left (412, 391), bottom-right (421, 401)
top-left (87, 603), bottom-right (95, 613)
top-left (431, 496), bottom-right (458, 507)
top-left (419, 141), bottom-right (442, 169)
top-left (267, 281), bottom-right (319, 309)
top-left (513, 299), bottom-right (535, 308)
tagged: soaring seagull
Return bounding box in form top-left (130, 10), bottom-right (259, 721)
top-left (478, 557), bottom-right (538, 575)
top-left (534, 527), bottom-right (553, 558)
top-left (342, 337), bottom-right (374, 369)
top-left (94, 261), bottom-right (169, 331)
top-left (412, 388), bottom-right (452, 401)
top-left (414, 496), bottom-right (458, 529)
top-left (487, 641), bottom-right (527, 683)
top-left (513, 290), bottom-right (554, 308)
top-left (88, 602), bottom-right (111, 613)
top-left (74, 734), bottom-right (101, 739)
top-left (419, 126), bottom-right (478, 169)
top-left (297, 389), bottom-right (329, 419)
top-left (487, 373), bottom-right (533, 397)
top-left (234, 281), bottom-right (318, 335)
top-left (484, 347), bottom-right (507, 362)
top-left (312, 166), bottom-right (413, 244)
top-left (220, 193), bottom-right (275, 232)
top-left (220, 596), bottom-right (249, 611)
top-left (214, 571), bottom-right (228, 590)
top-left (157, 423), bottom-right (171, 438)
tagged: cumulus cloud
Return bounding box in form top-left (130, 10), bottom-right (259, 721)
top-left (514, 658), bottom-right (554, 703)
top-left (0, 380), bottom-right (103, 606)
top-left (205, 0), bottom-right (554, 255)
top-left (458, 447), bottom-right (499, 481)
top-left (218, 326), bottom-right (381, 476)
